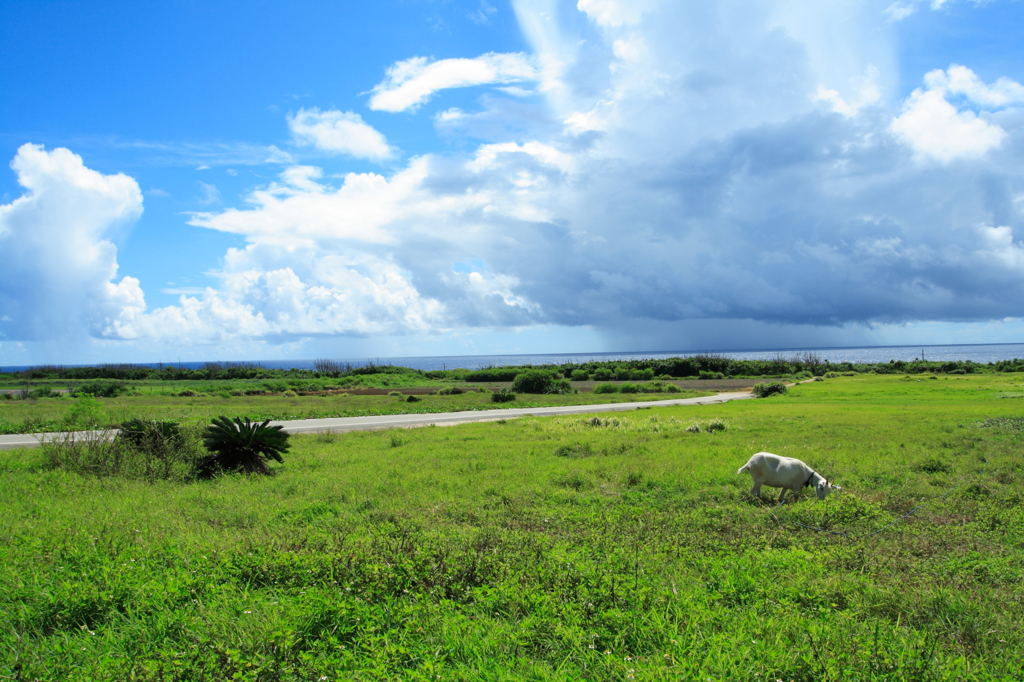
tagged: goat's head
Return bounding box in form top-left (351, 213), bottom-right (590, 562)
top-left (815, 477), bottom-right (841, 500)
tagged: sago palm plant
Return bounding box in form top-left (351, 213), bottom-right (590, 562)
top-left (195, 416), bottom-right (290, 478)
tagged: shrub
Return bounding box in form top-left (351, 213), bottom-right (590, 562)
top-left (706, 419), bottom-right (727, 433)
top-left (436, 386), bottom-right (464, 395)
top-left (63, 395), bottom-right (106, 429)
top-left (686, 423), bottom-right (701, 433)
top-left (119, 419), bottom-right (182, 448)
top-left (665, 383), bottom-right (682, 393)
top-left (753, 382), bottom-right (788, 398)
top-left (405, 395), bottom-right (421, 403)
top-left (44, 422), bottom-right (201, 482)
top-left (824, 372), bottom-right (839, 378)
top-left (547, 379), bottom-right (575, 395)
top-left (281, 390), bottom-right (298, 397)
top-left (619, 382), bottom-right (640, 394)
top-left (592, 368), bottom-right (614, 381)
top-left (177, 389), bottom-right (201, 397)
top-left (794, 371), bottom-right (813, 379)
top-left (491, 390), bottom-right (516, 403)
top-left (388, 391), bottom-right (403, 397)
top-left (511, 370), bottom-right (556, 394)
top-left (116, 419), bottom-right (194, 480)
top-left (75, 381), bottom-right (128, 398)
top-left (698, 371), bottom-right (725, 380)
top-left (593, 383), bottom-right (619, 394)
top-left (570, 369), bottom-right (590, 381)
top-left (195, 417), bottom-right (290, 478)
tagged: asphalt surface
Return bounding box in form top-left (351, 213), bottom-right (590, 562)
top-left (0, 391), bottom-right (753, 450)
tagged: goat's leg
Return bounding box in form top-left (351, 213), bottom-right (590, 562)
top-left (778, 487), bottom-right (788, 504)
top-left (750, 482), bottom-right (763, 498)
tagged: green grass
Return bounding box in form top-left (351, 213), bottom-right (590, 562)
top-left (1, 374), bottom-right (1022, 680)
top-left (0, 387), bottom-right (712, 435)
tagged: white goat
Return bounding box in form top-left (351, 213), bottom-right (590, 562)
top-left (737, 452), bottom-right (840, 503)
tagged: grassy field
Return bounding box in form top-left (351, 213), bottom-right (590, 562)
top-left (1, 374), bottom-right (1022, 680)
top-left (0, 385), bottom-right (715, 435)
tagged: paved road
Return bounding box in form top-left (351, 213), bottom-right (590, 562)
top-left (0, 391), bottom-right (753, 450)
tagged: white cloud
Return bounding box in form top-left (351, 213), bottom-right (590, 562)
top-left (924, 64), bottom-right (1024, 108)
top-left (9, 1), bottom-right (1024, 358)
top-left (891, 65), bottom-right (1020, 163)
top-left (0, 144), bottom-right (144, 341)
top-left (577, 0), bottom-right (649, 27)
top-left (816, 65), bottom-right (882, 116)
top-left (369, 53), bottom-right (537, 112)
top-left (287, 107), bottom-right (395, 161)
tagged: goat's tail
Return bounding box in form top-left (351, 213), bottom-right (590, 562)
top-left (737, 463), bottom-right (749, 475)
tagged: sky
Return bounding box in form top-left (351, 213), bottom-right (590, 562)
top-left (1, 0), bottom-right (1024, 365)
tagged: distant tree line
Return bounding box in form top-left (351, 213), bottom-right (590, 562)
top-left (5, 354), bottom-right (1022, 383)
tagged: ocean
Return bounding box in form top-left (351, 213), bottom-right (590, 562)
top-left (11, 342), bottom-right (1024, 373)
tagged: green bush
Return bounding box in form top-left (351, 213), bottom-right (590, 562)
top-left (29, 388), bottom-right (57, 399)
top-left (665, 383), bottom-right (682, 393)
top-left (511, 369), bottom-right (556, 393)
top-left (698, 371), bottom-right (725, 380)
top-left (570, 369), bottom-right (590, 381)
top-left (619, 382), bottom-right (640, 394)
top-left (547, 379), bottom-right (575, 395)
top-left (388, 391), bottom-right (403, 397)
top-left (592, 368), bottom-right (614, 381)
top-left (195, 417), bottom-right (290, 478)
top-left (706, 419), bottom-right (727, 433)
top-left (405, 395), bottom-right (421, 403)
top-left (63, 395), bottom-right (106, 429)
top-left (753, 382), bottom-right (788, 398)
top-left (43, 421), bottom-right (201, 482)
top-left (491, 389), bottom-right (516, 403)
top-left (593, 383), bottom-right (619, 394)
top-left (74, 381), bottom-right (128, 398)
top-left (436, 386), bottom-right (464, 395)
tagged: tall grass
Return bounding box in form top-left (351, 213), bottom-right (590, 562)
top-left (41, 421), bottom-right (204, 482)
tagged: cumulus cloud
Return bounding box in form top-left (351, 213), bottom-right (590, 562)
top-left (368, 53), bottom-right (538, 112)
top-left (8, 1), bottom-right (1024, 355)
top-left (891, 65), bottom-right (1022, 163)
top-left (287, 107), bottom-right (395, 161)
top-left (0, 144), bottom-right (144, 342)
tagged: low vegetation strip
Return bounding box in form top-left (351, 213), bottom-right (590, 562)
top-left (1, 374), bottom-right (1022, 680)
top-left (0, 386), bottom-right (717, 436)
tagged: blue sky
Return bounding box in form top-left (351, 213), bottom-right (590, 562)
top-left (2, 0), bottom-right (1024, 365)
